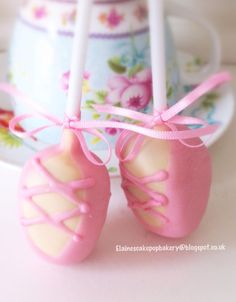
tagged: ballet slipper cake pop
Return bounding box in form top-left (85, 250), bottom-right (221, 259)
top-left (93, 71), bottom-right (230, 239)
top-left (112, 0), bottom-right (227, 238)
top-left (19, 130), bottom-right (110, 264)
top-left (13, 0), bottom-right (110, 264)
top-left (117, 126), bottom-right (211, 238)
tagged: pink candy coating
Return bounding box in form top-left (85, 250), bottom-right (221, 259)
top-left (119, 133), bottom-right (212, 238)
top-left (19, 132), bottom-right (111, 265)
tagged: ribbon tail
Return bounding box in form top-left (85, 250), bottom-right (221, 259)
top-left (85, 128), bottom-right (112, 165)
top-left (162, 71), bottom-right (232, 121)
top-left (73, 129), bottom-right (112, 166)
top-left (115, 130), bottom-right (146, 162)
top-left (93, 104), bottom-right (150, 124)
top-left (0, 83), bottom-right (57, 119)
top-left (169, 115), bottom-right (209, 126)
top-left (72, 118), bottom-right (218, 140)
top-left (9, 114), bottom-right (61, 139)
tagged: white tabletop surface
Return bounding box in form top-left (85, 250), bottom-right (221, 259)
top-left (0, 64), bottom-right (236, 301)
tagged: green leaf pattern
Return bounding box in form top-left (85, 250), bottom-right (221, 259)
top-left (0, 128), bottom-right (22, 148)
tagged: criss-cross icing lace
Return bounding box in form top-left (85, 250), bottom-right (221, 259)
top-left (19, 158), bottom-right (95, 242)
top-left (120, 165), bottom-right (169, 223)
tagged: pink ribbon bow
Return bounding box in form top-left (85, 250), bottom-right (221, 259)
top-left (0, 83), bottom-right (113, 166)
top-left (93, 72), bottom-right (231, 161)
top-left (93, 72), bottom-right (231, 140)
top-left (0, 71), bottom-right (231, 165)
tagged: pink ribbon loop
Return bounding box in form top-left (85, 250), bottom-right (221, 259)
top-left (9, 113), bottom-right (112, 166)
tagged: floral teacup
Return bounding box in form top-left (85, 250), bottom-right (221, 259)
top-left (8, 0), bottom-right (221, 173)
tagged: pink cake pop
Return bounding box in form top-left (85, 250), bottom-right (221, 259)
top-left (16, 0), bottom-right (111, 264)
top-left (115, 0), bottom-right (217, 238)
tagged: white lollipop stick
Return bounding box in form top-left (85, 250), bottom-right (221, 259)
top-left (148, 0), bottom-right (167, 111)
top-left (66, 0), bottom-right (93, 118)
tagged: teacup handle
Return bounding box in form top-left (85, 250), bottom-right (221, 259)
top-left (166, 1), bottom-right (221, 85)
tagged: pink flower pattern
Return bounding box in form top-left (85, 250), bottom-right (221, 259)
top-left (106, 69), bottom-right (152, 110)
top-left (33, 6), bottom-right (47, 20)
top-left (62, 9), bottom-right (76, 25)
top-left (99, 8), bottom-right (124, 29)
top-left (134, 4), bottom-right (148, 22)
top-left (30, 4), bottom-right (146, 28)
top-left (105, 119), bottom-right (121, 136)
top-left (61, 71), bottom-right (90, 91)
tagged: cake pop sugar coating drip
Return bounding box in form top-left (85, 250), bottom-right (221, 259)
top-left (19, 130), bottom-right (110, 264)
